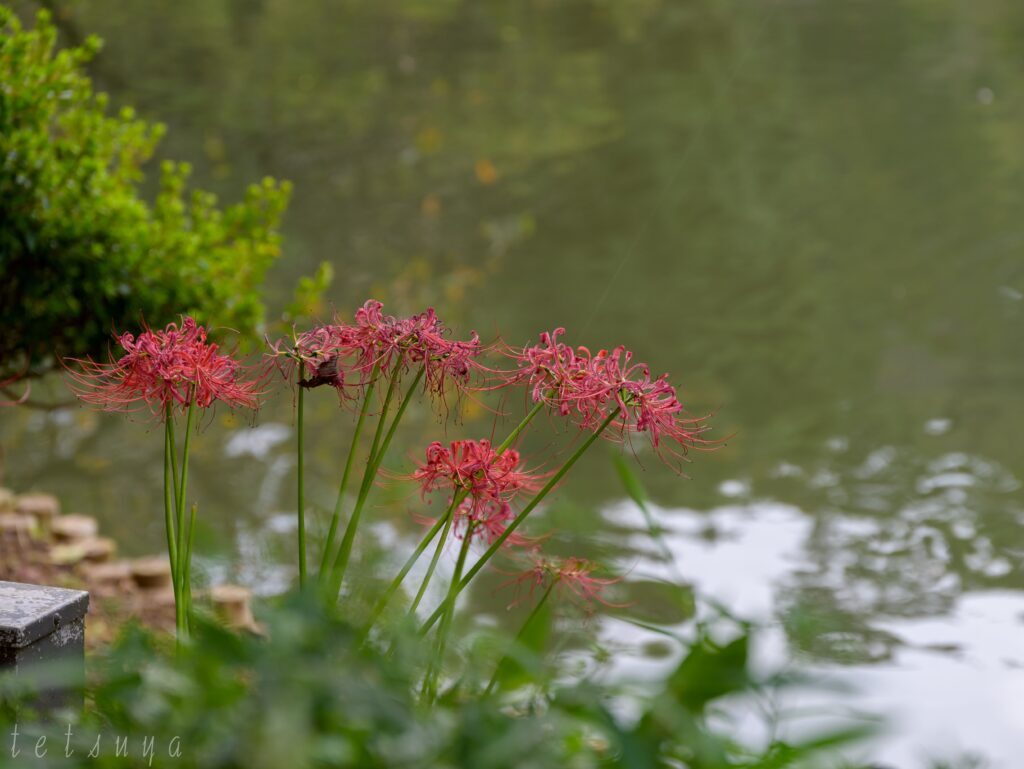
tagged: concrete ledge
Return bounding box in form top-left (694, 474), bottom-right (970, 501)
top-left (0, 580), bottom-right (89, 649)
top-left (1, 581), bottom-right (89, 712)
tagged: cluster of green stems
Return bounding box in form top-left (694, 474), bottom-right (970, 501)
top-left (162, 395), bottom-right (199, 647)
top-left (293, 354), bottom-right (426, 598)
top-left (153, 340), bottom-right (620, 702)
top-left (292, 357), bottom-right (620, 697)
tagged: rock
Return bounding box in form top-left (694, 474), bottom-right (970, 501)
top-left (130, 556), bottom-right (172, 591)
top-left (210, 584), bottom-right (256, 630)
top-left (50, 515), bottom-right (98, 543)
top-left (15, 493), bottom-right (60, 527)
top-left (50, 543), bottom-right (88, 566)
top-left (81, 561), bottom-right (133, 595)
top-left (0, 488), bottom-right (15, 514)
top-left (80, 537), bottom-right (116, 564)
top-left (0, 514), bottom-right (34, 535)
top-left (135, 587), bottom-right (176, 611)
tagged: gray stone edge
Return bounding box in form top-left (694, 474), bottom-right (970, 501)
top-left (0, 582), bottom-right (90, 649)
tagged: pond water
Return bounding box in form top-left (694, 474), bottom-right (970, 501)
top-left (4, 0), bottom-right (1024, 765)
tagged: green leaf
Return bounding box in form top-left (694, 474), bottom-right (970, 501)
top-left (668, 631), bottom-right (751, 713)
top-left (492, 597), bottom-right (553, 692)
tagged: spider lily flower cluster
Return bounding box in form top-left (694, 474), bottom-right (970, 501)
top-left (410, 440), bottom-right (541, 550)
top-left (268, 300), bottom-right (481, 404)
top-left (268, 300), bottom-right (485, 588)
top-left (502, 552), bottom-right (626, 611)
top-left (265, 303), bottom-right (716, 698)
top-left (68, 301), bottom-right (718, 688)
top-left (67, 318), bottom-right (263, 643)
top-left (500, 328), bottom-right (714, 461)
top-left (68, 317), bottom-right (260, 415)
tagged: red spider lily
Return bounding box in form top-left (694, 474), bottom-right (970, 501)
top-left (407, 439), bottom-right (543, 555)
top-left (617, 369), bottom-right (715, 454)
top-left (267, 324), bottom-right (367, 402)
top-left (453, 497), bottom-right (534, 546)
top-left (411, 439), bottom-right (542, 509)
top-left (272, 300), bottom-right (484, 401)
top-left (68, 317), bottom-right (260, 418)
top-left (491, 328), bottom-right (623, 429)
top-left (501, 552), bottom-right (626, 610)
top-left (411, 496), bottom-right (535, 551)
top-left (497, 328), bottom-right (583, 409)
top-left (349, 299), bottom-right (401, 372)
top-left (267, 301), bottom-right (393, 397)
top-left (368, 303), bottom-right (484, 398)
top-left (498, 329), bottom-right (717, 462)
top-left (414, 326), bottom-right (482, 400)
top-left (347, 300), bottom-right (442, 376)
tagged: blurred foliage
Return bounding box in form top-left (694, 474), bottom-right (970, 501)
top-left (0, 7), bottom-right (321, 383)
top-left (0, 593), bottom-right (876, 769)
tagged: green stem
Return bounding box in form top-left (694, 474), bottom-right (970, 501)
top-left (167, 411), bottom-right (180, 515)
top-left (296, 383), bottom-right (307, 588)
top-left (364, 492), bottom-right (460, 630)
top-left (408, 495), bottom-right (459, 615)
top-left (329, 356), bottom-right (406, 594)
top-left (163, 412), bottom-right (178, 589)
top-left (363, 396), bottom-right (547, 632)
top-left (423, 524), bottom-right (474, 703)
top-left (495, 398), bottom-right (546, 453)
top-left (175, 397), bottom-right (196, 641)
top-left (375, 367), bottom-right (423, 467)
top-left (483, 577), bottom-right (558, 697)
top-left (419, 410), bottom-right (617, 635)
top-left (318, 362), bottom-right (381, 583)
top-left (183, 503), bottom-right (197, 634)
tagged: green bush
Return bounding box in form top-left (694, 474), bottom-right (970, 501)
top-left (0, 7), bottom-right (293, 381)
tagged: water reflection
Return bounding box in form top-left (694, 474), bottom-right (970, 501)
top-left (588, 491), bottom-right (1024, 767)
